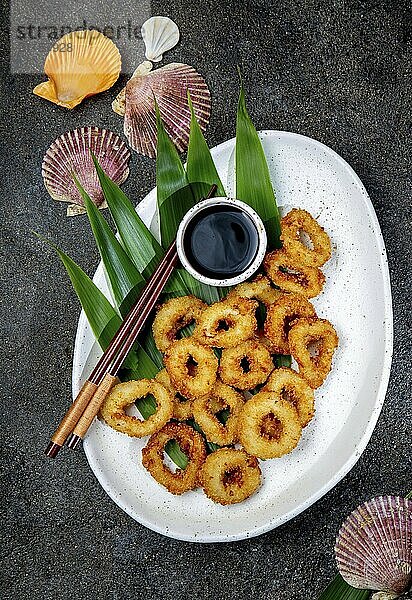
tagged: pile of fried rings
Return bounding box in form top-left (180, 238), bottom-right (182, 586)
top-left (100, 209), bottom-right (339, 505)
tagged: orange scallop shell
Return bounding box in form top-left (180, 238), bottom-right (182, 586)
top-left (33, 30), bottom-right (121, 109)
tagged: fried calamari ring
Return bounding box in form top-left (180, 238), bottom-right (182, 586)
top-left (199, 448), bottom-right (261, 505)
top-left (264, 292), bottom-right (317, 354)
top-left (193, 297), bottom-right (258, 348)
top-left (219, 340), bottom-right (274, 390)
top-left (152, 295), bottom-right (207, 352)
top-left (288, 317), bottom-right (338, 388)
top-left (164, 338), bottom-right (218, 399)
top-left (263, 249), bottom-right (325, 298)
top-left (142, 422), bottom-right (206, 495)
top-left (281, 209), bottom-right (331, 267)
top-left (227, 276), bottom-right (282, 354)
top-left (238, 392), bottom-right (302, 459)
top-left (262, 367), bottom-right (315, 427)
top-left (255, 330), bottom-right (279, 354)
top-left (155, 369), bottom-right (193, 421)
top-left (226, 275), bottom-right (282, 307)
top-left (99, 379), bottom-right (173, 438)
top-left (192, 381), bottom-right (244, 445)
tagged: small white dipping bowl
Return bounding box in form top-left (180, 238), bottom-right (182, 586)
top-left (176, 197), bottom-right (267, 287)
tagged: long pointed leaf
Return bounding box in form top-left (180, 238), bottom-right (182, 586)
top-left (155, 107), bottom-right (194, 248)
top-left (156, 103), bottom-right (190, 226)
top-left (92, 153), bottom-right (163, 279)
top-left (34, 234), bottom-right (144, 373)
top-left (274, 355), bottom-right (292, 368)
top-left (75, 177), bottom-right (146, 316)
top-left (235, 84), bottom-right (281, 249)
top-left (130, 346), bottom-right (159, 379)
top-left (186, 93), bottom-right (226, 198)
top-left (48, 243), bottom-right (121, 348)
top-left (167, 268), bottom-right (223, 304)
top-left (318, 575), bottom-right (371, 600)
top-left (155, 108), bottom-right (221, 303)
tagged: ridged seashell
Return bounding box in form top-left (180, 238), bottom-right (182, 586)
top-left (42, 127), bottom-right (130, 216)
top-left (335, 496), bottom-right (412, 596)
top-left (141, 16), bottom-right (180, 62)
top-left (33, 30), bottom-right (121, 109)
top-left (124, 63), bottom-right (211, 158)
top-left (112, 61), bottom-right (153, 117)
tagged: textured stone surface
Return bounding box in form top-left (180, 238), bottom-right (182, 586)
top-left (1, 0), bottom-right (411, 598)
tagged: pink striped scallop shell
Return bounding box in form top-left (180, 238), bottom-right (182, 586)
top-left (42, 127), bottom-right (130, 216)
top-left (124, 63), bottom-right (211, 158)
top-left (335, 496), bottom-right (412, 596)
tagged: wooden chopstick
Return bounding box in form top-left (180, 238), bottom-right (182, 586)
top-left (66, 243), bottom-right (178, 449)
top-left (45, 240), bottom-right (178, 457)
top-left (45, 184), bottom-right (218, 458)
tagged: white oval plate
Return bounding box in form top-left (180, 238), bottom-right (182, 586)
top-left (72, 131), bottom-right (393, 542)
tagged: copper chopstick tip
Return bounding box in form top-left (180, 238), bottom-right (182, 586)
top-left (67, 434), bottom-right (82, 450)
top-left (206, 184), bottom-right (218, 199)
top-left (45, 441), bottom-right (62, 458)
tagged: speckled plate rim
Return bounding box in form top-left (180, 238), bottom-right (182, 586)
top-left (72, 130), bottom-right (393, 542)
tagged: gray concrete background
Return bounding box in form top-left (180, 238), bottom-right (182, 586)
top-left (1, 1), bottom-right (411, 598)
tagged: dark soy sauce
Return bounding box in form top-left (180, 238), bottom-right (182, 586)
top-left (183, 205), bottom-right (259, 280)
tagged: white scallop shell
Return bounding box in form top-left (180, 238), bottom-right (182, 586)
top-left (141, 16), bottom-right (180, 62)
top-left (124, 63), bottom-right (210, 158)
top-left (42, 127), bottom-right (130, 216)
top-left (335, 496), bottom-right (412, 595)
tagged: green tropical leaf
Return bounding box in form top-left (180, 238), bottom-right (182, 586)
top-left (156, 107), bottom-right (222, 303)
top-left (33, 234), bottom-right (145, 373)
top-left (274, 355), bottom-right (292, 368)
top-left (139, 328), bottom-right (164, 370)
top-left (235, 83), bottom-right (281, 249)
top-left (165, 439), bottom-right (189, 469)
top-left (166, 267), bottom-right (223, 304)
top-left (45, 241), bottom-right (121, 347)
top-left (74, 177), bottom-right (146, 316)
top-left (92, 153), bottom-right (163, 279)
top-left (186, 93), bottom-right (226, 198)
top-left (318, 575), bottom-right (371, 600)
top-left (130, 346), bottom-right (159, 380)
top-left (134, 393), bottom-right (189, 469)
top-left (156, 104), bottom-right (192, 248)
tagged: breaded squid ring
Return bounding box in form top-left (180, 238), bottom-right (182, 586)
top-left (142, 422), bottom-right (206, 495)
top-left (264, 292), bottom-right (317, 354)
top-left (193, 297), bottom-right (258, 348)
top-left (164, 338), bottom-right (218, 399)
top-left (155, 369), bottom-right (193, 421)
top-left (219, 340), bottom-right (274, 390)
top-left (288, 317), bottom-right (338, 388)
top-left (99, 379), bottom-right (173, 438)
top-left (226, 275), bottom-right (282, 307)
top-left (152, 295), bottom-right (207, 352)
top-left (199, 448), bottom-right (261, 505)
top-left (192, 381), bottom-right (244, 445)
top-left (238, 392), bottom-right (302, 459)
top-left (262, 367), bottom-right (315, 427)
top-left (256, 331), bottom-right (279, 354)
top-left (281, 209), bottom-right (331, 267)
top-left (263, 249), bottom-right (325, 298)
